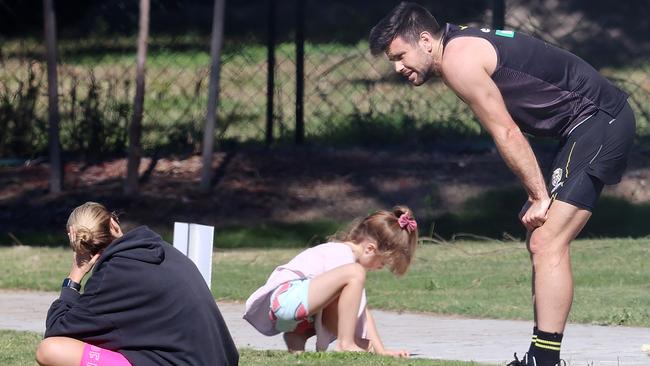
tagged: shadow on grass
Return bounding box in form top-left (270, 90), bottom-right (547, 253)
top-left (3, 188), bottom-right (648, 248)
top-left (427, 187), bottom-right (529, 241)
top-left (2, 220), bottom-right (344, 249)
top-left (163, 221), bottom-right (343, 249)
top-left (427, 187), bottom-right (650, 240)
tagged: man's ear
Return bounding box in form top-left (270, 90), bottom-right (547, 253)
top-left (419, 31), bottom-right (434, 52)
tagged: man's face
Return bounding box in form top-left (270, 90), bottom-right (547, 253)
top-left (386, 36), bottom-right (434, 86)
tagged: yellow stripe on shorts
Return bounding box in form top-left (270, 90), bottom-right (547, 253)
top-left (565, 141), bottom-right (576, 178)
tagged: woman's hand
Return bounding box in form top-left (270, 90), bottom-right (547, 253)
top-left (69, 251), bottom-right (100, 283)
top-left (68, 226), bottom-right (100, 282)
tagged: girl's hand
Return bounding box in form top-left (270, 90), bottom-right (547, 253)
top-left (379, 349), bottom-right (410, 358)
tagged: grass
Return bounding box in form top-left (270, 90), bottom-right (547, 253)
top-left (0, 330), bottom-right (487, 366)
top-left (239, 350), bottom-right (487, 366)
top-left (0, 330), bottom-right (42, 366)
top-left (1, 238), bottom-right (649, 327)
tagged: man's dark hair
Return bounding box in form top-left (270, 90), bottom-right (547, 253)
top-left (369, 2), bottom-right (440, 56)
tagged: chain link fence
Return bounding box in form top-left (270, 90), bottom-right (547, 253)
top-left (0, 0), bottom-right (648, 159)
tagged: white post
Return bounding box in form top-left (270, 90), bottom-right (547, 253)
top-left (173, 222), bottom-right (190, 255)
top-left (173, 222), bottom-right (214, 289)
top-left (188, 223), bottom-right (214, 289)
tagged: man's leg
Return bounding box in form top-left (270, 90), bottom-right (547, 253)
top-left (528, 200), bottom-right (591, 332)
top-left (526, 200), bottom-right (591, 365)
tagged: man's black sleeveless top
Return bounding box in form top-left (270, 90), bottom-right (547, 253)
top-left (442, 24), bottom-right (628, 138)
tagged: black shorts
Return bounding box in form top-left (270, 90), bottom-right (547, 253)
top-left (547, 102), bottom-right (636, 211)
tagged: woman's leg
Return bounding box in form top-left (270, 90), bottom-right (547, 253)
top-left (308, 263), bottom-right (366, 352)
top-left (36, 337), bottom-right (85, 366)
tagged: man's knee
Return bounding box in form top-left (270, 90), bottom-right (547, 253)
top-left (528, 227), bottom-right (569, 257)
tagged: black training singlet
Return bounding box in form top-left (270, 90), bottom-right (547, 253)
top-left (442, 24), bottom-right (629, 138)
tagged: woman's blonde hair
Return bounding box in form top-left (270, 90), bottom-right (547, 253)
top-left (331, 205), bottom-right (418, 276)
top-left (66, 202), bottom-right (117, 256)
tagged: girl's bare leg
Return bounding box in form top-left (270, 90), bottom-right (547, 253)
top-left (321, 298), bottom-right (371, 351)
top-left (308, 263), bottom-right (366, 352)
top-left (283, 327), bottom-right (315, 352)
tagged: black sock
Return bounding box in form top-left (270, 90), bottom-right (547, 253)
top-left (527, 326), bottom-right (538, 358)
top-left (531, 329), bottom-right (563, 366)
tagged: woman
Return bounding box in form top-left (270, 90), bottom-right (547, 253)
top-left (36, 202), bottom-right (239, 366)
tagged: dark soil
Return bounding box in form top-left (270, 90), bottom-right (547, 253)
top-left (2, 145), bottom-right (649, 242)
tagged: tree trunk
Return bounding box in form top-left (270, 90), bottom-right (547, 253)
top-left (43, 0), bottom-right (62, 193)
top-left (125, 0), bottom-right (150, 195)
top-left (200, 0), bottom-right (226, 192)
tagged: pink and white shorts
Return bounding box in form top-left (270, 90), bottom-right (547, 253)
top-left (80, 344), bottom-right (131, 366)
top-left (268, 278), bottom-right (314, 333)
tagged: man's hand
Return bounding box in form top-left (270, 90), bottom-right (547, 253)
top-left (519, 197), bottom-right (552, 231)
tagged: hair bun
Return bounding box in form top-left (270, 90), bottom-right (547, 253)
top-left (75, 227), bottom-right (94, 247)
top-left (392, 205), bottom-right (413, 219)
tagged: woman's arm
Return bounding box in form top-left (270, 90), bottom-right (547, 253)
top-left (44, 253), bottom-right (119, 346)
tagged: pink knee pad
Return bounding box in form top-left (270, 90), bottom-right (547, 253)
top-left (80, 343), bottom-right (132, 366)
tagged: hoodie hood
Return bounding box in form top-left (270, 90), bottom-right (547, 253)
top-left (95, 226), bottom-right (165, 270)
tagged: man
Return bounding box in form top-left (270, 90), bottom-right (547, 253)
top-left (369, 2), bottom-right (635, 366)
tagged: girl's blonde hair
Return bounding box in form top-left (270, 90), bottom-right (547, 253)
top-left (66, 202), bottom-right (117, 257)
top-left (331, 205), bottom-right (418, 276)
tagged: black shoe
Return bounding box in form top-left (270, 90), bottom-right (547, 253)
top-left (506, 353), bottom-right (567, 366)
top-left (506, 352), bottom-right (531, 366)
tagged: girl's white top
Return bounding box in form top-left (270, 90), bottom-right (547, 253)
top-left (243, 242), bottom-right (368, 350)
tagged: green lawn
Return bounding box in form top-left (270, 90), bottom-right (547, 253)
top-left (0, 330), bottom-right (487, 366)
top-left (1, 238), bottom-right (649, 327)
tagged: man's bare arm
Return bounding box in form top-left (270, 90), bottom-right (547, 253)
top-left (442, 39), bottom-right (550, 229)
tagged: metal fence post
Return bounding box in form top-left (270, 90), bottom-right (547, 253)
top-left (266, 0), bottom-right (276, 147)
top-left (492, 0), bottom-right (505, 29)
top-left (295, 0), bottom-right (305, 145)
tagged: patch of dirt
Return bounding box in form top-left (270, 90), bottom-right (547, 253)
top-left (1, 146), bottom-right (649, 237)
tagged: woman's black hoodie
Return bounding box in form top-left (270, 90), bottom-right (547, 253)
top-left (45, 226), bottom-right (239, 366)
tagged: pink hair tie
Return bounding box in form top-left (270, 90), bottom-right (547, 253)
top-left (398, 213), bottom-right (417, 233)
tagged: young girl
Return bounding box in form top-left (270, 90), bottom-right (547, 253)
top-left (244, 205), bottom-right (418, 357)
top-left (36, 202), bottom-right (239, 366)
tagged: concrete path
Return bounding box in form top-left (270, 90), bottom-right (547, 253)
top-left (2, 290), bottom-right (649, 365)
